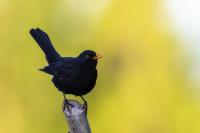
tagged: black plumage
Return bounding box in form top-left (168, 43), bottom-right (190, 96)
top-left (29, 28), bottom-right (101, 109)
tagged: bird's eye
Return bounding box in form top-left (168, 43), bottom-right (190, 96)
top-left (85, 54), bottom-right (90, 58)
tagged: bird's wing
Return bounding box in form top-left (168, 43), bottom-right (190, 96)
top-left (40, 57), bottom-right (76, 77)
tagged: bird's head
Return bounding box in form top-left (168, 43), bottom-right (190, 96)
top-left (78, 50), bottom-right (102, 66)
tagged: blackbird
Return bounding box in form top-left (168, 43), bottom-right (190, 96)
top-left (29, 28), bottom-right (101, 110)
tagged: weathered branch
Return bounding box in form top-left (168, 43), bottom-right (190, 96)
top-left (62, 100), bottom-right (91, 133)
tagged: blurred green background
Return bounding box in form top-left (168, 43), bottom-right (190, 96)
top-left (0, 0), bottom-right (200, 133)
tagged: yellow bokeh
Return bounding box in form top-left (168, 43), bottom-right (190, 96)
top-left (0, 0), bottom-right (199, 133)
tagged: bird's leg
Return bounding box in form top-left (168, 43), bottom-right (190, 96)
top-left (80, 96), bottom-right (88, 115)
top-left (62, 93), bottom-right (70, 112)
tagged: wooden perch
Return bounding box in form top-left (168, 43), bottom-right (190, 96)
top-left (62, 100), bottom-right (91, 133)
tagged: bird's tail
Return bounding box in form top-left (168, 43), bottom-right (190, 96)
top-left (29, 28), bottom-right (62, 64)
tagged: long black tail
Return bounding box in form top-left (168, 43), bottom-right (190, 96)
top-left (29, 28), bottom-right (62, 64)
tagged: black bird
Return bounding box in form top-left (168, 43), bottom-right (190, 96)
top-left (29, 28), bottom-right (101, 111)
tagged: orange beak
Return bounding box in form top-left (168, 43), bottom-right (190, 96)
top-left (92, 54), bottom-right (102, 60)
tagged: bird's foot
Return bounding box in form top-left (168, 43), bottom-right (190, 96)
top-left (80, 96), bottom-right (88, 115)
top-left (63, 98), bottom-right (70, 112)
top-left (62, 93), bottom-right (72, 114)
top-left (83, 103), bottom-right (88, 115)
